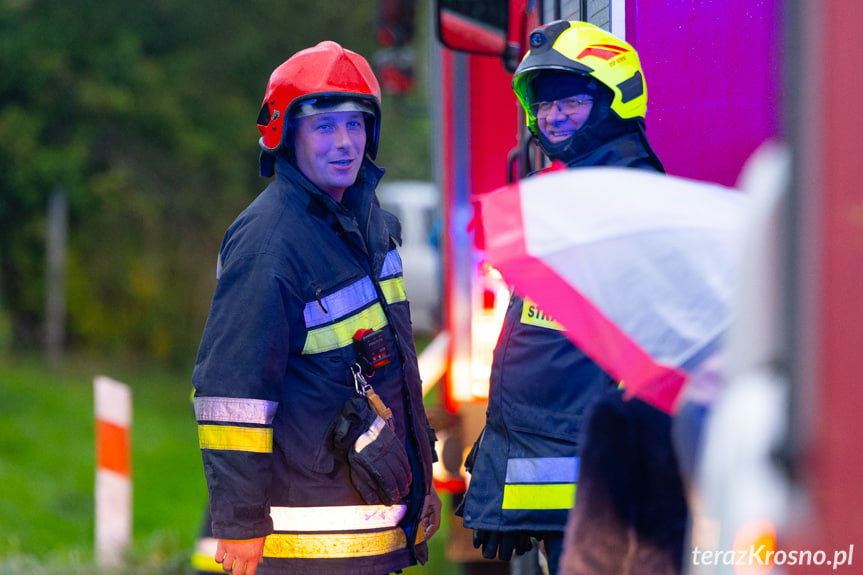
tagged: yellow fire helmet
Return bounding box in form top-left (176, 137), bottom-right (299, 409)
top-left (513, 20), bottom-right (647, 134)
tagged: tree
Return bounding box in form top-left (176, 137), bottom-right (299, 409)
top-left (0, 0), bottom-right (431, 364)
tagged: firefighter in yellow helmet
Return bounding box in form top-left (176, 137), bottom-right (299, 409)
top-left (457, 21), bottom-right (673, 575)
top-left (511, 20), bottom-right (663, 170)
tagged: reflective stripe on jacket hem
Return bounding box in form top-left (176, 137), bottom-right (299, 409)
top-left (270, 504), bottom-right (406, 532)
top-left (263, 521), bottom-right (425, 559)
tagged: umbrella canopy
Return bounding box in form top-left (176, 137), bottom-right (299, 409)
top-left (475, 166), bottom-right (748, 413)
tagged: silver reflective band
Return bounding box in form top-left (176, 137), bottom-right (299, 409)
top-left (303, 276), bottom-right (378, 328)
top-left (293, 98), bottom-right (375, 119)
top-left (505, 457), bottom-right (580, 484)
top-left (380, 250), bottom-right (403, 278)
top-left (355, 416), bottom-right (386, 453)
top-left (194, 396), bottom-right (278, 425)
top-left (270, 504), bottom-right (407, 532)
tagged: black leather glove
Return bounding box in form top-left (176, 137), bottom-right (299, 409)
top-left (332, 397), bottom-right (412, 505)
top-left (472, 529), bottom-right (534, 560)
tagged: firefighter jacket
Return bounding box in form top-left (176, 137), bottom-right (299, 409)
top-left (459, 131), bottom-right (663, 534)
top-left (192, 153), bottom-right (436, 575)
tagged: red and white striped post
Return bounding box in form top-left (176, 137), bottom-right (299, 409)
top-left (94, 375), bottom-right (132, 566)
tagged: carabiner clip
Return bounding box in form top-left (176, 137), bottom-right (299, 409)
top-left (350, 363), bottom-right (370, 396)
top-left (350, 363), bottom-right (394, 431)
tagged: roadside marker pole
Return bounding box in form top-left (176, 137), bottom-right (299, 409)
top-left (94, 375), bottom-right (132, 566)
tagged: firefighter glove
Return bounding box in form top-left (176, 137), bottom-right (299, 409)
top-left (332, 397), bottom-right (412, 505)
top-left (473, 529), bottom-right (534, 561)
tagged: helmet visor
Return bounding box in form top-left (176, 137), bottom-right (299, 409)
top-left (292, 96), bottom-right (376, 119)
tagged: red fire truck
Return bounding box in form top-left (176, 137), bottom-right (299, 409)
top-left (377, 0), bottom-right (863, 572)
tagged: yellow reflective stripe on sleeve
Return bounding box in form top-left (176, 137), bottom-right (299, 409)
top-left (520, 297), bottom-right (566, 331)
top-left (264, 527), bottom-right (407, 559)
top-left (501, 484), bottom-right (576, 510)
top-left (198, 425), bottom-right (273, 453)
top-left (379, 277), bottom-right (407, 305)
top-left (303, 302), bottom-right (388, 354)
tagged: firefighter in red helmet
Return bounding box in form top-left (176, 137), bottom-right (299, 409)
top-left (192, 41), bottom-right (441, 575)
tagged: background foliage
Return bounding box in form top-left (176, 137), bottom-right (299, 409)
top-left (0, 0), bottom-right (432, 364)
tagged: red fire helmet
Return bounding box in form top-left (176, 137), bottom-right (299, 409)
top-left (257, 41), bottom-right (382, 159)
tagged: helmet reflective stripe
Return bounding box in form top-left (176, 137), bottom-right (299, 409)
top-left (270, 504), bottom-right (407, 531)
top-left (513, 21), bottom-right (648, 133)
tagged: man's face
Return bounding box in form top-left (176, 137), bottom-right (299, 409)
top-left (535, 95), bottom-right (594, 144)
top-left (293, 111), bottom-right (367, 200)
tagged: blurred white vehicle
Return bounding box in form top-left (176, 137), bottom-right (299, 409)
top-left (377, 180), bottom-right (441, 334)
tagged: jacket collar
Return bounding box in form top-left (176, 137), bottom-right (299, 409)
top-left (272, 153), bottom-right (388, 259)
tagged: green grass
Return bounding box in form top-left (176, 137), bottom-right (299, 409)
top-left (0, 355), bottom-right (459, 574)
top-left (0, 356), bottom-right (205, 573)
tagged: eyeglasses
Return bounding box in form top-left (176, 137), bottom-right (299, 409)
top-left (530, 96), bottom-right (594, 120)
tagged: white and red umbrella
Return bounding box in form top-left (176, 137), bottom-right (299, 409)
top-left (474, 166), bottom-right (748, 413)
